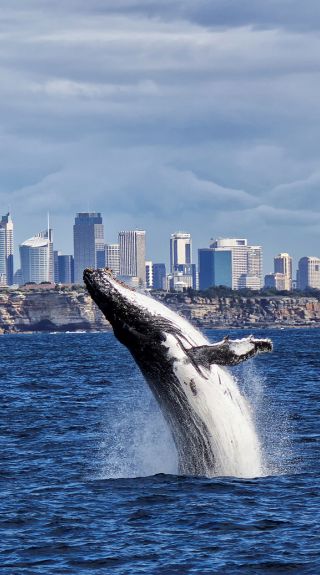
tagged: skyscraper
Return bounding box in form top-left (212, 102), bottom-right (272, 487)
top-left (198, 248), bottom-right (232, 290)
top-left (170, 232), bottom-right (192, 272)
top-left (54, 251), bottom-right (74, 284)
top-left (152, 263), bottom-right (166, 290)
top-left (105, 243), bottom-right (120, 276)
top-left (0, 213), bottom-right (14, 285)
top-left (145, 260), bottom-right (153, 288)
top-left (119, 230), bottom-right (146, 286)
top-left (198, 238), bottom-right (262, 291)
top-left (19, 229), bottom-right (53, 284)
top-left (73, 212), bottom-right (104, 284)
top-left (274, 253), bottom-right (292, 291)
top-left (297, 257), bottom-right (320, 290)
top-left (209, 238), bottom-right (262, 290)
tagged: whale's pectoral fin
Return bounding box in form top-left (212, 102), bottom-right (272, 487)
top-left (188, 337), bottom-right (273, 367)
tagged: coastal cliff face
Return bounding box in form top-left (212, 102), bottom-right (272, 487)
top-left (162, 294), bottom-right (320, 328)
top-left (0, 288), bottom-right (320, 333)
top-left (0, 288), bottom-right (109, 333)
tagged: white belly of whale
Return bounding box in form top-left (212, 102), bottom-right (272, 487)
top-left (164, 333), bottom-right (262, 478)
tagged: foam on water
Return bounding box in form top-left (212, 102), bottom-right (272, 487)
top-left (97, 392), bottom-right (178, 479)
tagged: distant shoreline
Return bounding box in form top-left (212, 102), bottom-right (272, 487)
top-left (1, 287), bottom-right (320, 333)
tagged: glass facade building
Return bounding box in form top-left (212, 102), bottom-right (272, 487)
top-left (73, 213), bottom-right (104, 284)
top-left (198, 249), bottom-right (232, 290)
top-left (152, 263), bottom-right (166, 290)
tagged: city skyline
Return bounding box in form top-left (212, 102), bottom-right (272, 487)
top-left (3, 209), bottom-right (320, 292)
top-left (9, 210), bottom-right (320, 278)
top-left (1, 2), bottom-right (320, 273)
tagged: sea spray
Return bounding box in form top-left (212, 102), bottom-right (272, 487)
top-left (96, 363), bottom-right (263, 479)
top-left (97, 386), bottom-right (178, 479)
top-left (235, 360), bottom-right (293, 476)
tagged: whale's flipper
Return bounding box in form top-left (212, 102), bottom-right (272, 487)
top-left (188, 337), bottom-right (273, 367)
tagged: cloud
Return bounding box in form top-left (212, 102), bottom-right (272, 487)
top-left (0, 0), bottom-right (319, 271)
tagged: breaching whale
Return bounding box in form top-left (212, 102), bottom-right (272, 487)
top-left (84, 268), bottom-right (272, 477)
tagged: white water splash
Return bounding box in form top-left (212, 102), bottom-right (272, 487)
top-left (96, 361), bottom-right (263, 479)
top-left (97, 393), bottom-right (178, 479)
top-left (235, 360), bottom-right (293, 476)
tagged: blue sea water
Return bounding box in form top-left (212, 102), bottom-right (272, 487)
top-left (0, 329), bottom-right (319, 574)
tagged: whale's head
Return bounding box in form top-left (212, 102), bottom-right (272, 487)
top-left (83, 267), bottom-right (186, 351)
top-left (84, 267), bottom-right (272, 365)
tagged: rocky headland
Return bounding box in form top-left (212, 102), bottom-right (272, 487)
top-left (0, 286), bottom-right (109, 333)
top-left (157, 292), bottom-right (320, 328)
top-left (0, 286), bottom-right (320, 333)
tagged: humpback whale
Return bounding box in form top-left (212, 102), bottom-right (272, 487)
top-left (84, 268), bottom-right (272, 477)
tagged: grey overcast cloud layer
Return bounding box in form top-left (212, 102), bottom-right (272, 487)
top-left (1, 0), bottom-right (320, 271)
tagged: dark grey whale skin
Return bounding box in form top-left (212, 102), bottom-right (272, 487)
top-left (83, 268), bottom-right (272, 476)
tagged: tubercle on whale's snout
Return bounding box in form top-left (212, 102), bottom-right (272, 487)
top-left (83, 267), bottom-right (137, 293)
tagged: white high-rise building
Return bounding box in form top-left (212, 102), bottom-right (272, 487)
top-left (209, 238), bottom-right (262, 290)
top-left (73, 213), bottom-right (104, 284)
top-left (170, 232), bottom-right (192, 272)
top-left (145, 260), bottom-right (153, 288)
top-left (0, 213), bottom-right (14, 285)
top-left (20, 229), bottom-right (53, 284)
top-left (119, 230), bottom-right (146, 286)
top-left (297, 257), bottom-right (320, 290)
top-left (274, 253), bottom-right (292, 291)
top-left (105, 243), bottom-right (120, 276)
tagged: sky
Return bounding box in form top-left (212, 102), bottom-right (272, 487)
top-left (1, 0), bottom-right (320, 273)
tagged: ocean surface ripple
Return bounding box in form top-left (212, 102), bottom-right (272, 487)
top-left (1, 329), bottom-right (319, 574)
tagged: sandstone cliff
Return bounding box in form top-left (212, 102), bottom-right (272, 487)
top-left (0, 288), bottom-right (109, 333)
top-left (0, 288), bottom-right (320, 333)
top-left (156, 293), bottom-right (320, 328)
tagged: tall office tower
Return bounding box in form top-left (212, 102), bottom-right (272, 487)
top-left (119, 230), bottom-right (146, 286)
top-left (53, 250), bottom-right (60, 283)
top-left (170, 232), bottom-right (192, 273)
top-left (274, 252), bottom-right (292, 291)
top-left (57, 255), bottom-right (74, 284)
top-left (145, 260), bottom-right (153, 288)
top-left (152, 263), bottom-right (166, 290)
top-left (0, 213), bottom-right (14, 285)
top-left (209, 238), bottom-right (262, 290)
top-left (105, 243), bottom-right (120, 276)
top-left (73, 213), bottom-right (104, 284)
top-left (239, 245), bottom-right (263, 290)
top-left (297, 257), bottom-right (320, 290)
top-left (19, 228), bottom-right (54, 284)
top-left (198, 248), bottom-right (232, 291)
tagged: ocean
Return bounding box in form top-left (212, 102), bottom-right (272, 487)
top-left (1, 329), bottom-right (319, 574)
